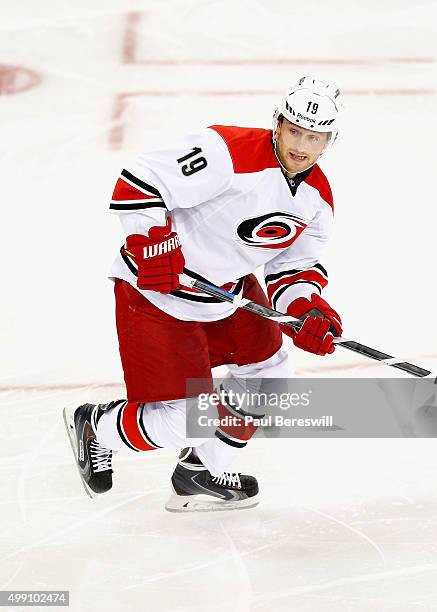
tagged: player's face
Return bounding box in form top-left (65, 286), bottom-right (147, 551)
top-left (275, 118), bottom-right (329, 176)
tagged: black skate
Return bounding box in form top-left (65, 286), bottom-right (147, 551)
top-left (63, 402), bottom-right (115, 498)
top-left (165, 448), bottom-right (259, 512)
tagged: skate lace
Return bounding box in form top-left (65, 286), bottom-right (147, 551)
top-left (90, 440), bottom-right (112, 473)
top-left (211, 472), bottom-right (241, 489)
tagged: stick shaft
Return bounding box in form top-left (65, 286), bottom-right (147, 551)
top-left (179, 274), bottom-right (435, 379)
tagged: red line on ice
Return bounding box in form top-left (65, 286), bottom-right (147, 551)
top-left (1, 354), bottom-right (435, 392)
top-left (121, 11), bottom-right (141, 64)
top-left (108, 87), bottom-right (436, 149)
top-left (109, 10), bottom-right (142, 148)
top-left (109, 11), bottom-right (436, 150)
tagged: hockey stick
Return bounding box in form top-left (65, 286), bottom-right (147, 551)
top-left (179, 273), bottom-right (436, 380)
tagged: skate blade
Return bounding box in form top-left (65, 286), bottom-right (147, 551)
top-left (165, 493), bottom-right (259, 513)
top-left (62, 406), bottom-right (96, 500)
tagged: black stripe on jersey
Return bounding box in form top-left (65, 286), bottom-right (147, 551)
top-left (265, 268), bottom-right (300, 284)
top-left (313, 263), bottom-right (328, 278)
top-left (110, 201), bottom-right (166, 211)
top-left (138, 404), bottom-right (162, 449)
top-left (271, 284), bottom-right (292, 310)
top-left (265, 264), bottom-right (328, 285)
top-left (121, 246), bottom-right (138, 275)
top-left (170, 288), bottom-right (229, 303)
top-left (116, 404), bottom-right (139, 452)
top-left (183, 267), bottom-right (215, 285)
top-left (290, 280), bottom-right (322, 293)
top-left (228, 277), bottom-right (245, 296)
top-left (215, 429), bottom-right (247, 448)
top-left (271, 281), bottom-right (322, 310)
top-left (119, 253), bottom-right (245, 305)
top-left (121, 169), bottom-right (162, 197)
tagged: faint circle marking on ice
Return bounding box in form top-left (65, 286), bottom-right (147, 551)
top-left (0, 65), bottom-right (41, 95)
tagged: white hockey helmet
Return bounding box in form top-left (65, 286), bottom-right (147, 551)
top-left (273, 76), bottom-right (341, 145)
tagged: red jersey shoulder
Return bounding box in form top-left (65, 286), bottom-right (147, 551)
top-left (208, 125), bottom-right (279, 174)
top-left (304, 164), bottom-right (334, 212)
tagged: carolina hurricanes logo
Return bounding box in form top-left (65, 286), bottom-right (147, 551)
top-left (235, 212), bottom-right (308, 249)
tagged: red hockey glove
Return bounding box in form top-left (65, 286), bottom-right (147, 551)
top-left (281, 293), bottom-right (342, 356)
top-left (123, 219), bottom-right (185, 293)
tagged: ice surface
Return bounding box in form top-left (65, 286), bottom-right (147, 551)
top-left (1, 1), bottom-right (437, 610)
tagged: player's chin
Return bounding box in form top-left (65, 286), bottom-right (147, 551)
top-left (284, 158), bottom-right (312, 174)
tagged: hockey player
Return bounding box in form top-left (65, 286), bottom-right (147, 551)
top-left (64, 76), bottom-right (343, 512)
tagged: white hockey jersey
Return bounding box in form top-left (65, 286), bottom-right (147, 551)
top-left (109, 125), bottom-right (334, 322)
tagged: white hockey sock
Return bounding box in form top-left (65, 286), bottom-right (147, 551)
top-left (196, 348), bottom-right (291, 476)
top-left (195, 438), bottom-right (242, 477)
top-left (96, 399), bottom-right (209, 453)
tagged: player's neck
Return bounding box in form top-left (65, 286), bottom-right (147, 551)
top-left (282, 168), bottom-right (297, 179)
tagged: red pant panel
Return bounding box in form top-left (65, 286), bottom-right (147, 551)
top-left (206, 274), bottom-right (283, 368)
top-left (114, 275), bottom-right (282, 402)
